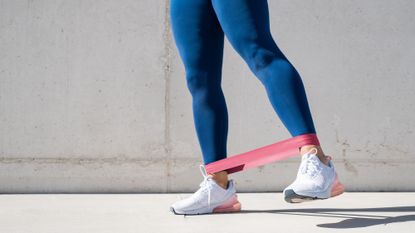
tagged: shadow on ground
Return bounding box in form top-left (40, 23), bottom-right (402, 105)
top-left (212, 206), bottom-right (415, 229)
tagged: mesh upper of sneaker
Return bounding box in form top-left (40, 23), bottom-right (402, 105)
top-left (299, 153), bottom-right (322, 178)
top-left (194, 165), bottom-right (216, 207)
top-left (292, 148), bottom-right (335, 191)
top-left (183, 165), bottom-right (228, 209)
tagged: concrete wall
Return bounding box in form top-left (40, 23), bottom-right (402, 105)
top-left (0, 0), bottom-right (414, 193)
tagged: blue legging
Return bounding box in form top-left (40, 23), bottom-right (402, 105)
top-left (170, 0), bottom-right (317, 165)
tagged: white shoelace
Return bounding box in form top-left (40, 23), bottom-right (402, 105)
top-left (198, 164), bottom-right (214, 208)
top-left (300, 148), bottom-right (320, 177)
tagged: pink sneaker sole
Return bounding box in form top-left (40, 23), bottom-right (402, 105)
top-left (326, 156), bottom-right (345, 198)
top-left (212, 194), bottom-right (242, 213)
top-left (330, 174), bottom-right (345, 197)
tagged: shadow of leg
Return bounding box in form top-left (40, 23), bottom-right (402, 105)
top-left (317, 214), bottom-right (415, 228)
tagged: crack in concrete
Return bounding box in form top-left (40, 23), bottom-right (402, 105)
top-left (162, 0), bottom-right (173, 192)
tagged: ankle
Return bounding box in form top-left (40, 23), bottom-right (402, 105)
top-left (212, 179), bottom-right (229, 190)
top-left (299, 145), bottom-right (329, 166)
top-left (210, 171), bottom-right (229, 189)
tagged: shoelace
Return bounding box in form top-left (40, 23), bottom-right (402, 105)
top-left (300, 148), bottom-right (321, 177)
top-left (198, 164), bottom-right (214, 209)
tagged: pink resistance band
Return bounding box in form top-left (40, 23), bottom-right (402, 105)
top-left (205, 133), bottom-right (320, 174)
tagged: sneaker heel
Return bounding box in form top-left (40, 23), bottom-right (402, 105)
top-left (213, 195), bottom-right (242, 213)
top-left (330, 175), bottom-right (345, 197)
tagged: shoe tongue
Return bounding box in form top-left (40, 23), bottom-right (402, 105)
top-left (302, 152), bottom-right (319, 162)
top-left (310, 154), bottom-right (321, 164)
top-left (306, 153), bottom-right (331, 167)
top-left (302, 152), bottom-right (312, 160)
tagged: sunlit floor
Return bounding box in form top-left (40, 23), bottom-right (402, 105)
top-left (0, 192), bottom-right (414, 233)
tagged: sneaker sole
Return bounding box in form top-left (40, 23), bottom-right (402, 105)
top-left (170, 194), bottom-right (242, 215)
top-left (284, 175), bottom-right (345, 203)
top-left (212, 194), bottom-right (242, 213)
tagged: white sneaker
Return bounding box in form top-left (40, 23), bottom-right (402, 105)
top-left (283, 147), bottom-right (344, 203)
top-left (170, 165), bottom-right (242, 215)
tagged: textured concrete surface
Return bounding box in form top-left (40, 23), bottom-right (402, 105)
top-left (1, 0), bottom-right (414, 192)
top-left (0, 193), bottom-right (414, 233)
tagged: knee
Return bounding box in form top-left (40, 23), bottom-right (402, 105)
top-left (185, 69), bottom-right (217, 95)
top-left (248, 49), bottom-right (275, 72)
top-left (246, 48), bottom-right (291, 75)
top-left (246, 49), bottom-right (298, 84)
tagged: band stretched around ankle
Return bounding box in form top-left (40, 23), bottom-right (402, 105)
top-left (205, 133), bottom-right (320, 174)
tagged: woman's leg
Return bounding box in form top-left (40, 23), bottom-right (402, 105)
top-left (170, 0), bottom-right (230, 186)
top-left (211, 0), bottom-right (326, 160)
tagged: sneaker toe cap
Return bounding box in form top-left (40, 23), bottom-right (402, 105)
top-left (170, 203), bottom-right (187, 215)
top-left (170, 196), bottom-right (200, 214)
top-left (283, 188), bottom-right (297, 202)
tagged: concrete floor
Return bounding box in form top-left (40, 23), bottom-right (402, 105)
top-left (0, 192), bottom-right (414, 233)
